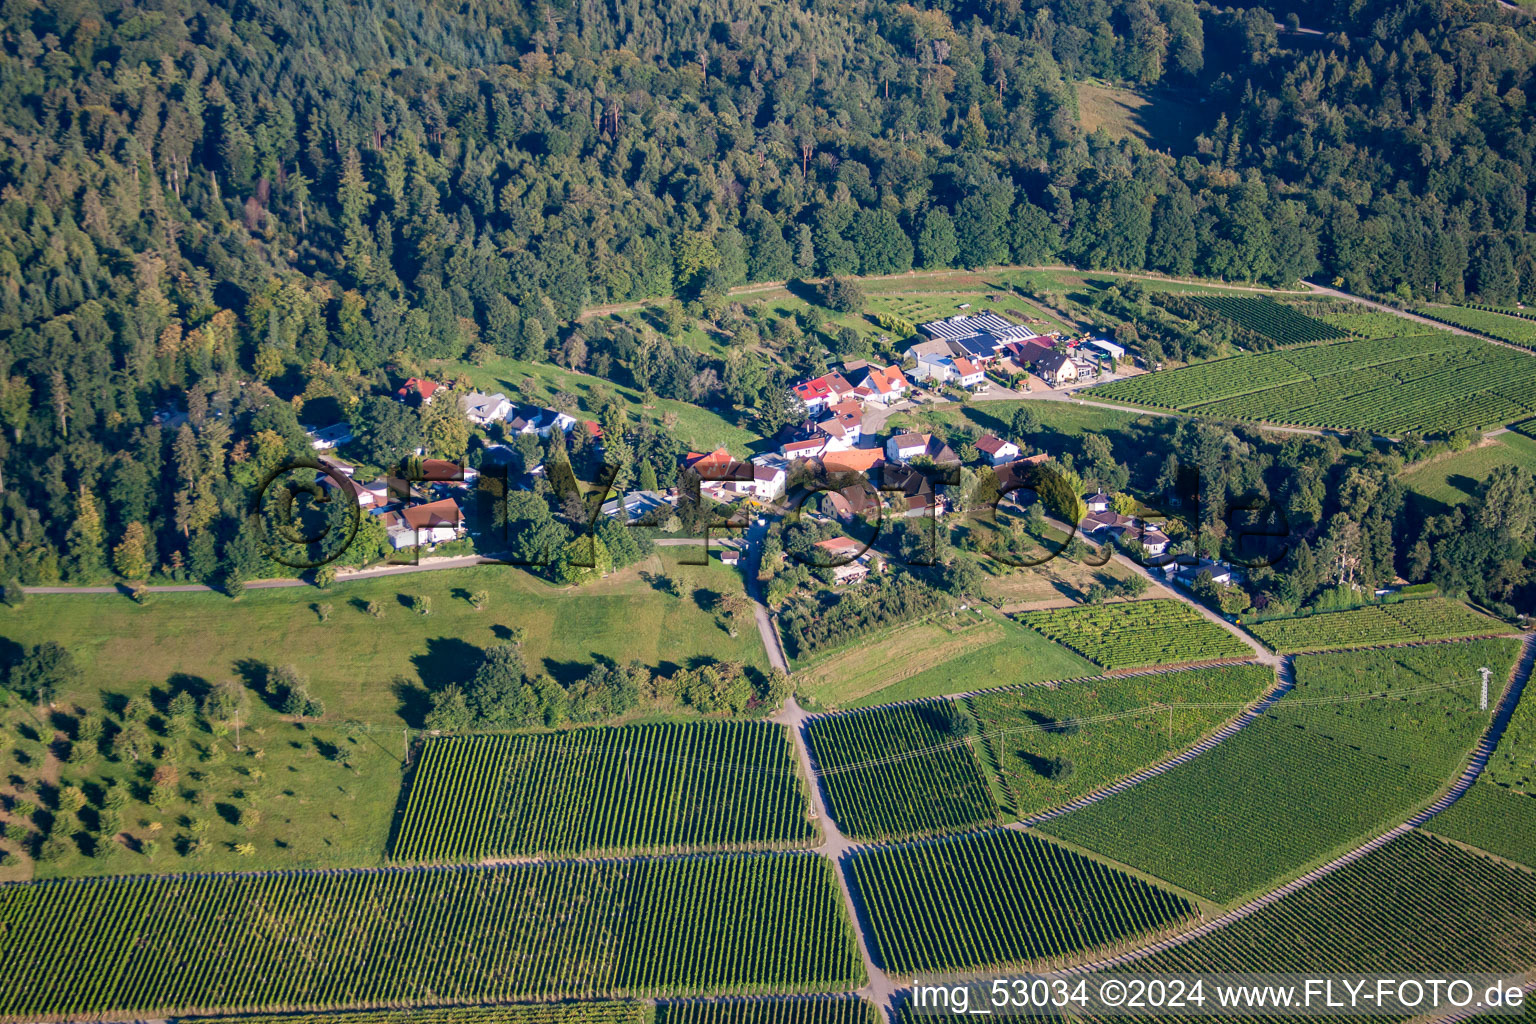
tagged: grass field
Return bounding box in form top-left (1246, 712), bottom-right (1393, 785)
top-left (850, 828), bottom-right (1196, 972)
top-left (1249, 598), bottom-right (1505, 653)
top-left (1401, 432), bottom-right (1536, 508)
top-left (392, 723), bottom-right (813, 860)
top-left (1429, 784), bottom-right (1536, 870)
top-left (0, 555), bottom-right (768, 725)
top-left (433, 353), bottom-right (761, 453)
top-left (1016, 600), bottom-right (1253, 669)
top-left (806, 701), bottom-right (998, 841)
top-left (1076, 82), bottom-right (1207, 154)
top-left (0, 555), bottom-right (770, 880)
top-left (1038, 640), bottom-right (1518, 902)
top-left (794, 608), bottom-right (1094, 709)
top-left (969, 665), bottom-right (1275, 819)
top-left (0, 852), bottom-right (865, 1018)
top-left (1071, 831), bottom-right (1536, 1016)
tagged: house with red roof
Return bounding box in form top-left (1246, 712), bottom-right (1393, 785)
top-left (791, 372), bottom-right (856, 415)
top-left (951, 356), bottom-right (987, 388)
top-left (975, 435), bottom-right (1021, 466)
top-left (386, 497), bottom-right (465, 549)
top-left (395, 377), bottom-right (442, 406)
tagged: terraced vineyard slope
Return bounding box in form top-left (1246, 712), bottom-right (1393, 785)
top-left (1193, 296), bottom-right (1345, 345)
top-left (1249, 599), bottom-right (1505, 653)
top-left (1038, 640), bottom-right (1518, 902)
top-left (970, 665), bottom-right (1274, 818)
top-left (849, 829), bottom-right (1196, 973)
top-left (1415, 304), bottom-right (1536, 348)
top-left (1075, 832), bottom-right (1536, 1023)
top-left (393, 722), bottom-right (812, 860)
top-left (1430, 785), bottom-right (1536, 870)
top-left (805, 701), bottom-right (997, 841)
top-left (1015, 600), bottom-right (1251, 670)
top-left (0, 853), bottom-right (864, 1018)
top-left (1088, 332), bottom-right (1536, 433)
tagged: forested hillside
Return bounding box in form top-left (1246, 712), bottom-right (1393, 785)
top-left (1, 0), bottom-right (1535, 584)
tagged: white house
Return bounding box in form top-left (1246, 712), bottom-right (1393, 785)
top-left (975, 435), bottom-right (1020, 466)
top-left (507, 406), bottom-right (578, 437)
top-left (886, 433), bottom-right (930, 463)
top-left (856, 365), bottom-right (910, 405)
top-left (781, 436), bottom-right (829, 460)
top-left (791, 372), bottom-right (856, 415)
top-left (952, 357), bottom-right (986, 388)
top-left (386, 497), bottom-right (465, 550)
top-left (460, 391), bottom-right (513, 426)
top-left (749, 461), bottom-right (787, 501)
top-left (1085, 491), bottom-right (1112, 513)
top-left (305, 423), bottom-right (354, 451)
top-left (1035, 350), bottom-right (1079, 385)
top-left (1138, 526), bottom-right (1170, 557)
top-left (913, 350), bottom-right (956, 383)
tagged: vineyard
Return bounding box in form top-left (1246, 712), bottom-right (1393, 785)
top-left (1415, 304), bottom-right (1536, 349)
top-left (848, 829), bottom-right (1196, 973)
top-left (1486, 659), bottom-right (1536, 790)
top-left (969, 666), bottom-right (1274, 818)
top-left (1319, 311), bottom-right (1426, 338)
top-left (1193, 296), bottom-right (1345, 345)
top-left (1015, 600), bottom-right (1252, 669)
top-left (1073, 832), bottom-right (1536, 1023)
top-left (653, 997), bottom-right (880, 1024)
top-left (1088, 331), bottom-right (1536, 434)
top-left (392, 723), bottom-right (812, 861)
top-left (1431, 784), bottom-right (1536, 870)
top-left (1037, 642), bottom-right (1513, 901)
top-left (0, 853), bottom-right (864, 1018)
top-left (213, 1007), bottom-right (644, 1024)
top-left (1248, 598), bottom-right (1504, 653)
top-left (805, 702), bottom-right (998, 841)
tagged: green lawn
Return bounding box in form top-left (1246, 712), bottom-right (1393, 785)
top-left (432, 354), bottom-right (762, 453)
top-left (796, 610), bottom-right (1096, 709)
top-left (1, 554), bottom-right (768, 725)
top-left (1076, 82), bottom-right (1208, 155)
top-left (0, 554), bottom-right (769, 882)
top-left (1401, 432), bottom-right (1536, 509)
top-left (885, 397), bottom-right (1144, 441)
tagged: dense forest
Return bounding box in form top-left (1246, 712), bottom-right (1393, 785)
top-left (1, 0), bottom-right (1535, 585)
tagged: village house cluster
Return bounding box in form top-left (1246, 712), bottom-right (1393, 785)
top-left (290, 312), bottom-right (1140, 560)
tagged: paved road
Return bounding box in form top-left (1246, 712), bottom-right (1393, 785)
top-left (775, 694), bottom-right (896, 1011)
top-left (742, 519), bottom-right (791, 674)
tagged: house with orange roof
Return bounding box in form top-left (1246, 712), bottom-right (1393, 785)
top-left (853, 364), bottom-right (910, 405)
